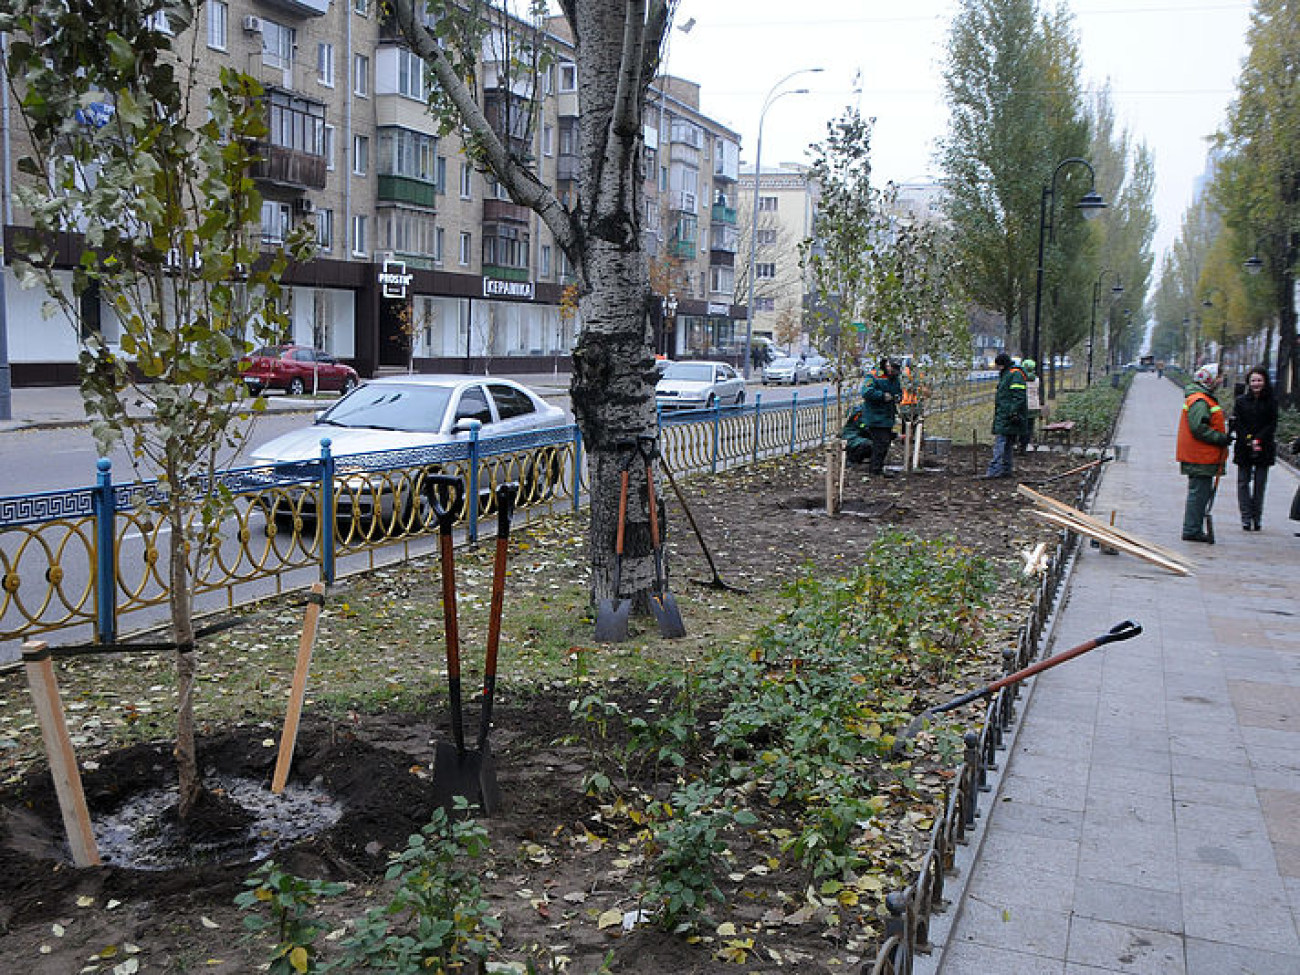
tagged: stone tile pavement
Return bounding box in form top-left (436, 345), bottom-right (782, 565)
top-left (922, 372), bottom-right (1300, 975)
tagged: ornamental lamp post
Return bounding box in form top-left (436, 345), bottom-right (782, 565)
top-left (1031, 157), bottom-right (1107, 365)
top-left (743, 67), bottom-right (823, 379)
top-left (1088, 269), bottom-right (1123, 386)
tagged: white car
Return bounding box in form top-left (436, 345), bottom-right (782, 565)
top-left (804, 355), bottom-right (831, 381)
top-left (655, 360), bottom-right (747, 411)
top-left (763, 356), bottom-right (810, 385)
top-left (250, 375), bottom-right (568, 525)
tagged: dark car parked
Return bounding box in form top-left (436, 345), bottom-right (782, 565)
top-left (240, 345), bottom-right (360, 396)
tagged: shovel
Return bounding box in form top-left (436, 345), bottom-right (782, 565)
top-left (428, 474), bottom-right (482, 811)
top-left (657, 453), bottom-right (747, 594)
top-left (474, 481), bottom-right (517, 815)
top-left (593, 468), bottom-right (632, 642)
top-left (891, 620), bottom-right (1142, 756)
top-left (640, 440), bottom-right (687, 638)
top-left (1204, 474), bottom-right (1220, 543)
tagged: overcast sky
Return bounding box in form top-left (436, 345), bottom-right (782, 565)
top-left (664, 0), bottom-right (1254, 271)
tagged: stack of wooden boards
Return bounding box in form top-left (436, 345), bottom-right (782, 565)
top-left (1017, 484), bottom-right (1195, 577)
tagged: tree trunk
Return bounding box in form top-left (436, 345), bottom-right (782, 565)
top-left (168, 504), bottom-right (201, 819)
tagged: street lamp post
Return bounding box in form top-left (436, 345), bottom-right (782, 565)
top-left (1031, 157), bottom-right (1107, 366)
top-left (1088, 269), bottom-right (1123, 386)
top-left (743, 67), bottom-right (822, 379)
top-left (664, 291), bottom-right (678, 359)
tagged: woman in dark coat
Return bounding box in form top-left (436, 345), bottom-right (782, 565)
top-left (1232, 365), bottom-right (1278, 531)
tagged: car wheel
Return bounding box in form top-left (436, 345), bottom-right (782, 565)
top-left (288, 377), bottom-right (306, 396)
top-left (706, 394), bottom-right (717, 409)
top-left (735, 390), bottom-right (745, 406)
top-left (342, 376), bottom-right (358, 393)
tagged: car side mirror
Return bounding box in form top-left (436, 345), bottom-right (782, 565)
top-left (453, 418), bottom-right (484, 435)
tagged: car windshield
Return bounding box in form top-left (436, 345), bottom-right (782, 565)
top-left (662, 363), bottom-right (714, 382)
top-left (770, 358), bottom-right (799, 368)
top-left (315, 384), bottom-right (454, 433)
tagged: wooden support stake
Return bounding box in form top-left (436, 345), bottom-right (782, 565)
top-left (22, 641), bottom-right (100, 868)
top-left (272, 582), bottom-right (326, 794)
top-left (1016, 484), bottom-right (1191, 567)
top-left (911, 418), bottom-right (924, 470)
top-left (1028, 510), bottom-right (1192, 576)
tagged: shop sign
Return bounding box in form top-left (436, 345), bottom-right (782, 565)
top-left (707, 302), bottom-right (730, 316)
top-left (483, 277), bottom-right (535, 300)
top-left (378, 259), bottom-right (413, 299)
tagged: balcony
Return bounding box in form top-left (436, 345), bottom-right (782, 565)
top-left (257, 0), bottom-right (328, 15)
top-left (483, 198), bottom-right (531, 224)
top-left (669, 239), bottom-right (696, 260)
top-left (670, 190), bottom-right (697, 214)
top-left (711, 203), bottom-right (737, 225)
top-left (377, 175), bottom-right (437, 209)
top-left (249, 143), bottom-right (327, 190)
top-left (557, 153), bottom-right (580, 182)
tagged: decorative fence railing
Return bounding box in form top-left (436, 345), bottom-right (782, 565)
top-left (863, 378), bottom-right (1123, 975)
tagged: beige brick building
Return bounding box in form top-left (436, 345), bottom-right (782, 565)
top-left (0, 2), bottom-right (743, 385)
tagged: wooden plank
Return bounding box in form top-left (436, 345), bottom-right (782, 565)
top-left (1030, 500), bottom-right (1193, 572)
top-left (22, 641), bottom-right (100, 868)
top-left (1029, 510), bottom-right (1192, 576)
top-left (272, 582), bottom-right (326, 794)
top-left (1017, 484), bottom-right (1190, 567)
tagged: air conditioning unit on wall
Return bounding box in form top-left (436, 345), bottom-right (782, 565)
top-left (242, 15), bottom-right (263, 33)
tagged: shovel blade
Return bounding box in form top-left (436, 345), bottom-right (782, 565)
top-left (477, 741), bottom-right (502, 816)
top-left (649, 590), bottom-right (687, 639)
top-left (432, 741), bottom-right (484, 813)
top-left (594, 596), bottom-right (631, 642)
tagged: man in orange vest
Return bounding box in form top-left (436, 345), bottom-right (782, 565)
top-left (1178, 363), bottom-right (1231, 543)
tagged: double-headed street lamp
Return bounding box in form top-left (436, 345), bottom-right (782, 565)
top-left (743, 67), bottom-right (822, 379)
top-left (1088, 269), bottom-right (1123, 386)
top-left (1031, 157), bottom-right (1107, 365)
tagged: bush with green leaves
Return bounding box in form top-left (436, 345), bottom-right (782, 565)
top-left (329, 804), bottom-right (500, 972)
top-left (1052, 376), bottom-right (1130, 442)
top-left (235, 861), bottom-right (347, 975)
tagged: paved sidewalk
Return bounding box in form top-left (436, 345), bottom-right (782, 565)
top-left (926, 372), bottom-right (1300, 974)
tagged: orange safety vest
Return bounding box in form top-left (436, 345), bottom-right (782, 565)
top-left (901, 366), bottom-right (919, 406)
top-left (1176, 390), bottom-right (1227, 465)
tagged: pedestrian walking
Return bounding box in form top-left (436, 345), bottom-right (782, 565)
top-left (860, 357), bottom-right (902, 477)
top-left (1177, 363), bottom-right (1231, 543)
top-left (1018, 358), bottom-right (1041, 454)
top-left (1231, 365), bottom-right (1278, 531)
top-left (983, 352), bottom-right (1028, 479)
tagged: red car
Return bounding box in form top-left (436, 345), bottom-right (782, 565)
top-left (240, 345), bottom-right (360, 396)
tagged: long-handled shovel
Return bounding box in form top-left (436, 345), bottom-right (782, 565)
top-left (657, 453), bottom-right (747, 594)
top-left (428, 474), bottom-right (482, 811)
top-left (593, 468), bottom-right (632, 642)
top-left (1204, 474), bottom-right (1221, 543)
top-left (475, 481), bottom-right (517, 815)
top-left (640, 440), bottom-right (687, 638)
top-left (892, 620), bottom-right (1142, 755)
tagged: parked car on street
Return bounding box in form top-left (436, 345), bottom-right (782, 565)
top-left (250, 375), bottom-right (568, 527)
top-left (804, 355), bottom-right (831, 381)
top-left (763, 356), bottom-right (810, 385)
top-left (655, 360), bottom-right (746, 411)
top-left (240, 344), bottom-right (360, 396)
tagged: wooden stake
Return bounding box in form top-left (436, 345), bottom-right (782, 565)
top-left (911, 418), bottom-right (924, 470)
top-left (272, 582), bottom-right (326, 794)
top-left (1016, 485), bottom-right (1191, 567)
top-left (1027, 510), bottom-right (1192, 576)
top-left (22, 641), bottom-right (100, 868)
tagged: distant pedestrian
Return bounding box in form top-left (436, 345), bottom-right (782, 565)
top-left (983, 352), bottom-right (1028, 479)
top-left (1018, 358), bottom-right (1041, 453)
top-left (1231, 365), bottom-right (1278, 531)
top-left (1177, 363), bottom-right (1230, 543)
top-left (860, 357), bottom-right (902, 476)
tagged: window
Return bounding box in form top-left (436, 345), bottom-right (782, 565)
top-left (757, 228), bottom-right (777, 245)
top-left (435, 156), bottom-right (447, 194)
top-left (489, 384), bottom-right (537, 420)
top-left (261, 20), bottom-right (295, 68)
top-left (260, 201), bottom-right (290, 244)
top-left (542, 124), bottom-right (553, 157)
top-left (378, 128), bottom-right (437, 181)
top-left (482, 223), bottom-right (529, 270)
top-left (353, 54), bottom-right (369, 97)
top-left (758, 196), bottom-right (778, 212)
top-left (353, 0), bottom-right (368, 14)
top-left (351, 215), bottom-right (367, 256)
top-left (559, 62), bottom-right (577, 92)
top-left (323, 125), bottom-right (335, 170)
top-left (558, 120), bottom-right (577, 157)
top-left (316, 209), bottom-right (333, 251)
top-left (353, 135), bottom-right (369, 176)
top-left (755, 297), bottom-right (775, 312)
top-left (206, 0), bottom-right (227, 50)
top-left (397, 49), bottom-right (428, 100)
top-left (267, 91), bottom-right (325, 157)
top-left (384, 209), bottom-right (436, 256)
top-left (459, 231), bottom-right (471, 265)
top-left (540, 244), bottom-right (551, 277)
top-left (709, 265), bottom-right (735, 294)
top-left (755, 262), bottom-right (776, 279)
top-left (317, 43), bottom-right (334, 87)
top-left (145, 10), bottom-right (173, 33)
top-left (434, 226), bottom-right (444, 263)
top-left (459, 162), bottom-right (473, 198)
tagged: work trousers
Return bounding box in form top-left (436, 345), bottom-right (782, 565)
top-left (986, 434), bottom-right (1014, 478)
top-left (1182, 474), bottom-right (1216, 537)
top-left (1236, 464), bottom-right (1269, 527)
top-left (867, 426), bottom-right (893, 474)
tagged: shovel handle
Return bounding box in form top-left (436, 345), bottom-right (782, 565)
top-left (429, 474), bottom-right (465, 751)
top-left (931, 621), bottom-right (1142, 715)
top-left (480, 482), bottom-right (517, 749)
top-left (426, 473), bottom-right (465, 534)
top-left (615, 470), bottom-right (630, 557)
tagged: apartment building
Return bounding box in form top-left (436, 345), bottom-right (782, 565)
top-left (737, 162), bottom-right (820, 352)
top-left (0, 2), bottom-right (743, 386)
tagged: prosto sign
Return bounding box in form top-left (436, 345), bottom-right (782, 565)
top-left (378, 259), bottom-right (414, 299)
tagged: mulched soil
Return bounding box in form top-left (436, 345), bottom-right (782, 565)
top-left (0, 444), bottom-right (1081, 974)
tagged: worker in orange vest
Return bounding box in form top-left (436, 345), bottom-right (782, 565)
top-left (1177, 363), bottom-right (1231, 543)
